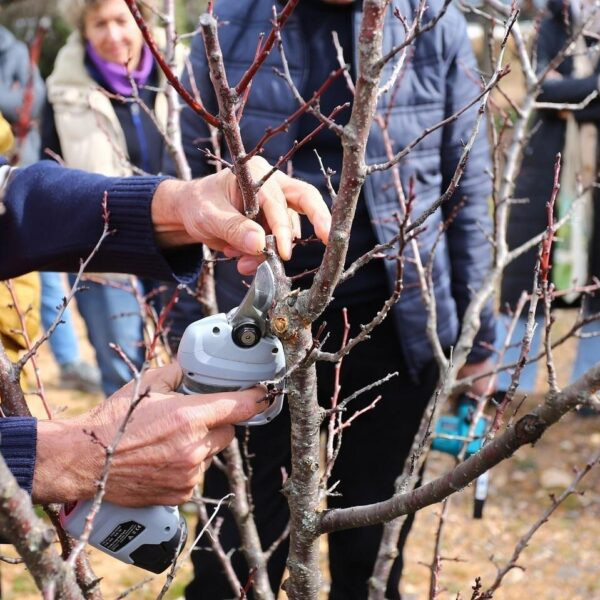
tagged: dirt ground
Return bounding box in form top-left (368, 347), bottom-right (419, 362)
top-left (399, 308), bottom-right (600, 600)
top-left (1, 309), bottom-right (598, 599)
top-left (401, 402), bottom-right (600, 600)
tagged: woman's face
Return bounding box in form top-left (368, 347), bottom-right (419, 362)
top-left (84, 0), bottom-right (144, 67)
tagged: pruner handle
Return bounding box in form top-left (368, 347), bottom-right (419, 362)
top-left (178, 378), bottom-right (284, 426)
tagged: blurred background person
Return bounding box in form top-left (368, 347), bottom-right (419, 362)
top-left (0, 16), bottom-right (99, 392)
top-left (498, 0), bottom-right (600, 413)
top-left (40, 273), bottom-right (101, 392)
top-left (0, 22), bottom-right (42, 384)
top-left (0, 22), bottom-right (44, 166)
top-left (41, 0), bottom-right (176, 396)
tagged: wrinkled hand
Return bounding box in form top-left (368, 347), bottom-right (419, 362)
top-left (152, 156), bottom-right (331, 274)
top-left (33, 363), bottom-right (268, 507)
top-left (456, 358), bottom-right (495, 400)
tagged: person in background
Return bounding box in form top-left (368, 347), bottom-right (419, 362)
top-left (0, 20), bottom-right (100, 392)
top-left (40, 273), bottom-right (102, 392)
top-left (0, 26), bottom-right (42, 384)
top-left (41, 0), bottom-right (175, 396)
top-left (172, 1), bottom-right (495, 598)
top-left (498, 0), bottom-right (600, 413)
top-left (0, 24), bottom-right (43, 166)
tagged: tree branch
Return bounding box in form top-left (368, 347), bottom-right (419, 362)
top-left (319, 368), bottom-right (600, 533)
top-left (123, 0), bottom-right (219, 127)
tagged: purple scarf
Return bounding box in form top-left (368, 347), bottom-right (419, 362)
top-left (86, 41), bottom-right (154, 96)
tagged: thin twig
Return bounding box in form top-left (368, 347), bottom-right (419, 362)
top-left (479, 451), bottom-right (600, 598)
top-left (156, 493), bottom-right (235, 600)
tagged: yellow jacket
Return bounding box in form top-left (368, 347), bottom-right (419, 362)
top-left (0, 111), bottom-right (14, 154)
top-left (0, 273), bottom-right (41, 363)
top-left (0, 114), bottom-right (40, 367)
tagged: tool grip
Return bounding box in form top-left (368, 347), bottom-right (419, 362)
top-left (60, 500), bottom-right (186, 573)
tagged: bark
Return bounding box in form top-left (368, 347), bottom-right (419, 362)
top-left (263, 237), bottom-right (322, 598)
top-left (0, 337), bottom-right (28, 416)
top-left (199, 13), bottom-right (258, 218)
top-left (162, 0), bottom-right (192, 181)
top-left (281, 338), bottom-right (323, 600)
top-left (45, 505), bottom-right (103, 600)
top-left (265, 4), bottom-right (391, 597)
top-left (223, 440), bottom-right (274, 600)
top-left (0, 457), bottom-right (83, 599)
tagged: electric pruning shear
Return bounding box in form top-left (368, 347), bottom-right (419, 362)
top-left (60, 262), bottom-right (285, 573)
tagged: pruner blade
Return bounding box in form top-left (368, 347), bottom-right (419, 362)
top-left (229, 262), bottom-right (276, 347)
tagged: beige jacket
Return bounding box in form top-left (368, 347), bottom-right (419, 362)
top-left (46, 31), bottom-right (180, 176)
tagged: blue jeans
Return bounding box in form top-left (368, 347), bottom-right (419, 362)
top-left (496, 313), bottom-right (600, 390)
top-left (69, 275), bottom-right (144, 396)
top-left (570, 319), bottom-right (600, 383)
top-left (40, 272), bottom-right (80, 366)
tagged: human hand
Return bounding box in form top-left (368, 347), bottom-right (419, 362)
top-left (151, 156), bottom-right (331, 274)
top-left (32, 363), bottom-right (268, 507)
top-left (546, 69), bottom-right (563, 81)
top-left (456, 358), bottom-right (495, 400)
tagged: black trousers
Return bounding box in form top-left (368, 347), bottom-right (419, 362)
top-left (185, 301), bottom-right (438, 600)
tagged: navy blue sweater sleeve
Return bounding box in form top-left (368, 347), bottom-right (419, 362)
top-left (0, 160), bottom-right (202, 283)
top-left (0, 417), bottom-right (37, 494)
top-left (536, 25), bottom-right (600, 106)
top-left (539, 73), bottom-right (598, 105)
top-left (440, 10), bottom-right (495, 363)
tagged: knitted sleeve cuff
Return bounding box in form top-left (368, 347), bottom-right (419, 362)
top-left (0, 417), bottom-right (37, 495)
top-left (90, 176), bottom-right (203, 284)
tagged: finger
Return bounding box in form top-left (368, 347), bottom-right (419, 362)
top-left (214, 212), bottom-right (266, 257)
top-left (188, 386), bottom-right (269, 429)
top-left (223, 246), bottom-right (243, 258)
top-left (272, 171), bottom-right (331, 244)
top-left (191, 426), bottom-right (234, 468)
top-left (199, 425), bottom-right (235, 457)
top-left (237, 255), bottom-right (265, 275)
top-left (289, 208), bottom-right (302, 241)
top-left (198, 181), bottom-right (267, 255)
top-left (256, 177), bottom-right (293, 260)
top-left (139, 363), bottom-right (183, 394)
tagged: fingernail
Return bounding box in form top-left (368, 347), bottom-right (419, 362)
top-left (243, 230), bottom-right (263, 254)
top-left (279, 240), bottom-right (292, 261)
top-left (320, 220), bottom-right (331, 243)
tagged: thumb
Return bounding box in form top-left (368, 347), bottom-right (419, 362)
top-left (207, 201), bottom-right (267, 256)
top-left (190, 386), bottom-right (269, 429)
